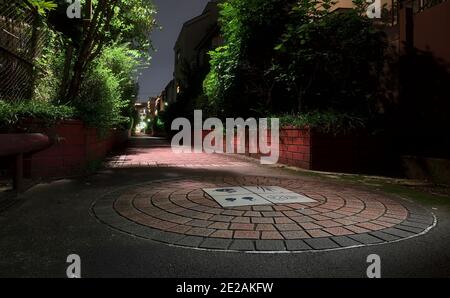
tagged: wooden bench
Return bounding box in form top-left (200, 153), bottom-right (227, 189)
top-left (0, 134), bottom-right (50, 192)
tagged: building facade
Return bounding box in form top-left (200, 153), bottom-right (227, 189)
top-left (157, 0), bottom-right (222, 105)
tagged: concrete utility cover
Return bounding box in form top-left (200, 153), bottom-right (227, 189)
top-left (209, 193), bottom-right (272, 207)
top-left (259, 193), bottom-right (316, 204)
top-left (202, 186), bottom-right (317, 207)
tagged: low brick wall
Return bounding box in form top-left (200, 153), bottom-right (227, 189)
top-left (199, 127), bottom-right (312, 169)
top-left (24, 120), bottom-right (129, 179)
top-left (278, 127), bottom-right (311, 169)
top-left (234, 128), bottom-right (312, 169)
top-left (200, 127), bottom-right (391, 174)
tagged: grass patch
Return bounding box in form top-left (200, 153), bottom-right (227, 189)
top-left (285, 166), bottom-right (450, 208)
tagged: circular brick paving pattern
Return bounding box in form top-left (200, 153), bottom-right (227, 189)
top-left (92, 176), bottom-right (435, 252)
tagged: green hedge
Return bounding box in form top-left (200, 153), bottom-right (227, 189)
top-left (0, 100), bottom-right (75, 131)
top-left (275, 110), bottom-right (367, 136)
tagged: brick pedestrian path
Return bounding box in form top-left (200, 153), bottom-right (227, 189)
top-left (93, 138), bottom-right (435, 252)
top-left (105, 137), bottom-right (251, 169)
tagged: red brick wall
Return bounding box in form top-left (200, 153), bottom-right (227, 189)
top-left (200, 128), bottom-right (313, 170)
top-left (278, 128), bottom-right (311, 169)
top-left (200, 128), bottom-right (390, 173)
top-left (25, 120), bottom-right (129, 178)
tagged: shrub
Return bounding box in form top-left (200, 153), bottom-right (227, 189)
top-left (75, 63), bottom-right (129, 133)
top-left (0, 100), bottom-right (75, 132)
top-left (204, 1), bottom-right (387, 121)
top-left (275, 110), bottom-right (367, 136)
top-left (74, 43), bottom-right (143, 133)
top-left (32, 28), bottom-right (65, 102)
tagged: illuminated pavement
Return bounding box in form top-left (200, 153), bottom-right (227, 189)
top-left (95, 137), bottom-right (435, 252)
top-left (0, 136), bottom-right (448, 277)
top-left (93, 175), bottom-right (434, 252)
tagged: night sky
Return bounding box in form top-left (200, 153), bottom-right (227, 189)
top-left (137, 0), bottom-right (211, 102)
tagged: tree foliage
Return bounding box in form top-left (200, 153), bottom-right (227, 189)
top-left (204, 0), bottom-right (388, 129)
top-left (30, 0), bottom-right (155, 132)
top-left (204, 0), bottom-right (299, 118)
top-left (27, 0), bottom-right (57, 14)
top-left (47, 0), bottom-right (156, 102)
top-left (75, 43), bottom-right (142, 131)
top-left (273, 2), bottom-right (387, 116)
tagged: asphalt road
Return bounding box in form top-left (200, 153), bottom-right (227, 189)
top-left (1, 162), bottom-right (449, 278)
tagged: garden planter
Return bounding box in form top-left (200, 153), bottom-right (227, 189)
top-left (11, 119), bottom-right (130, 179)
top-left (199, 127), bottom-right (395, 174)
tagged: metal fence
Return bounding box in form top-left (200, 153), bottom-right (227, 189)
top-left (0, 0), bottom-right (44, 102)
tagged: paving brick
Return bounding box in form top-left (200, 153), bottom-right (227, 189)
top-left (252, 206), bottom-right (274, 212)
top-left (175, 236), bottom-right (205, 247)
top-left (256, 224), bottom-right (276, 231)
top-left (131, 226), bottom-right (162, 239)
top-left (244, 211), bottom-right (262, 217)
top-left (371, 220), bottom-right (395, 228)
top-left (306, 229), bottom-right (332, 238)
top-left (186, 227), bottom-right (215, 237)
top-left (166, 224), bottom-right (191, 234)
top-left (384, 213), bottom-right (407, 220)
top-left (297, 222), bottom-right (322, 230)
top-left (230, 223), bottom-right (255, 230)
top-left (187, 219), bottom-right (213, 227)
top-left (274, 205), bottom-right (292, 211)
top-left (275, 223), bottom-right (301, 231)
top-left (334, 218), bottom-right (357, 225)
top-left (282, 211), bottom-right (302, 217)
top-left (281, 231), bottom-right (310, 239)
top-left (369, 231), bottom-right (400, 242)
top-left (401, 220), bottom-right (431, 229)
top-left (234, 230), bottom-right (260, 239)
top-left (255, 240), bottom-right (286, 251)
top-left (199, 238), bottom-right (233, 250)
top-left (275, 217), bottom-right (296, 224)
top-left (231, 217), bottom-right (251, 223)
top-left (304, 238), bottom-right (340, 250)
top-left (151, 231), bottom-right (186, 243)
top-left (210, 215), bottom-right (234, 222)
top-left (290, 216), bottom-right (314, 223)
top-left (221, 210), bottom-right (244, 216)
top-left (316, 220), bottom-right (342, 228)
top-left (331, 236), bottom-right (361, 247)
top-left (262, 211), bottom-right (285, 217)
top-left (395, 225), bottom-right (424, 233)
top-left (355, 222), bottom-right (386, 231)
top-left (310, 214), bottom-right (331, 221)
top-left (261, 231), bottom-right (284, 240)
top-left (297, 209), bottom-right (318, 215)
top-left (251, 217), bottom-right (274, 224)
top-left (348, 233), bottom-right (383, 244)
top-left (382, 227), bottom-right (416, 238)
top-left (408, 215), bottom-right (433, 224)
top-left (323, 227), bottom-right (354, 236)
top-left (209, 222), bottom-right (230, 230)
top-left (229, 240), bottom-right (255, 251)
top-left (210, 230), bottom-right (233, 239)
top-left (345, 225), bottom-right (370, 234)
top-left (285, 240), bottom-right (311, 251)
